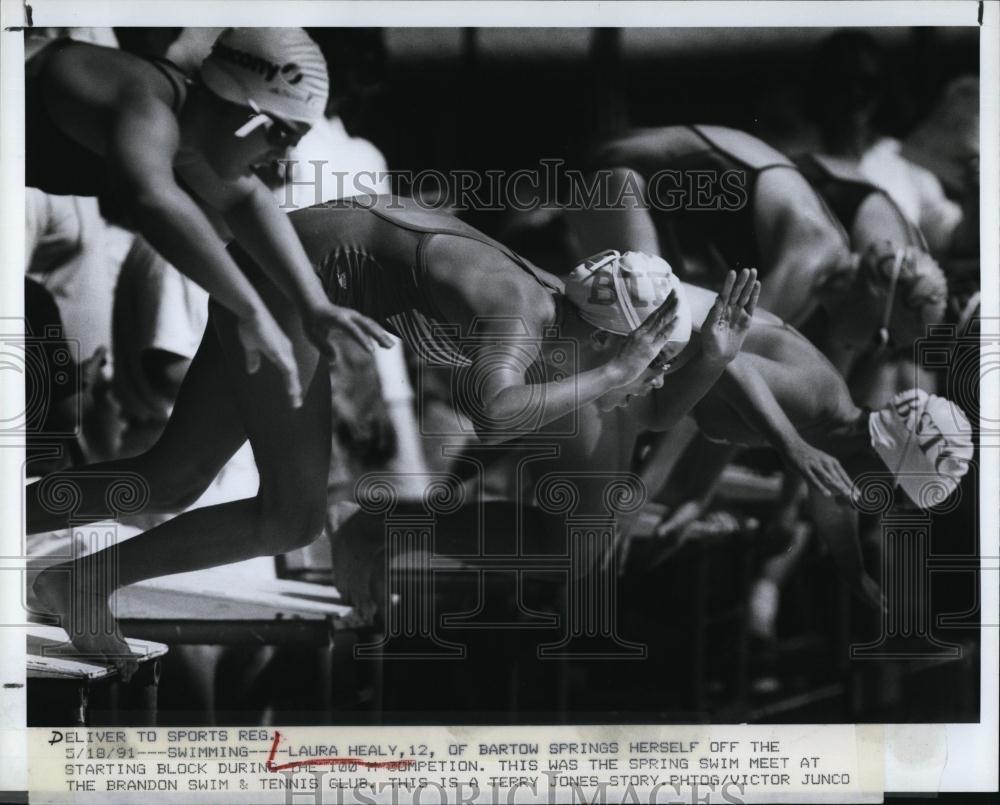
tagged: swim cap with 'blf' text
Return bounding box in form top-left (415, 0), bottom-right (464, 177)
top-left (565, 250), bottom-right (693, 359)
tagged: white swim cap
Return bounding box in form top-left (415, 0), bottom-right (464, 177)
top-left (200, 28), bottom-right (328, 124)
top-left (868, 388), bottom-right (973, 507)
top-left (565, 250), bottom-right (692, 353)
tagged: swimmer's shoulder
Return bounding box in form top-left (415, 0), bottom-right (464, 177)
top-left (585, 126), bottom-right (693, 172)
top-left (44, 41), bottom-right (179, 110)
top-left (693, 125), bottom-right (795, 168)
top-left (423, 240), bottom-right (555, 336)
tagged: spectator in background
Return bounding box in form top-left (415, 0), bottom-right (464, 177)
top-left (25, 188), bottom-right (129, 467)
top-left (805, 30), bottom-right (963, 258)
top-left (25, 188), bottom-right (131, 375)
top-left (23, 278), bottom-right (114, 475)
top-left (903, 76), bottom-right (979, 323)
top-left (903, 76), bottom-right (979, 203)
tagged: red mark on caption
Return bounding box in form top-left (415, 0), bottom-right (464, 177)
top-left (266, 731), bottom-right (415, 772)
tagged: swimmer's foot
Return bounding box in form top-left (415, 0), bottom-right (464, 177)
top-left (32, 566), bottom-right (139, 682)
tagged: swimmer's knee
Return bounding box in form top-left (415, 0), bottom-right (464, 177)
top-left (255, 501), bottom-right (326, 556)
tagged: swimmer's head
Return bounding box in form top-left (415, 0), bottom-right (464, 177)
top-left (868, 388), bottom-right (973, 508)
top-left (194, 28), bottom-right (327, 176)
top-left (564, 250), bottom-right (692, 412)
top-left (565, 249), bottom-right (693, 352)
top-left (201, 28), bottom-right (328, 125)
top-left (824, 241), bottom-right (947, 352)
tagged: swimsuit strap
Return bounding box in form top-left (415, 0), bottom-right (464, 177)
top-left (797, 153), bottom-right (929, 251)
top-left (367, 198), bottom-right (564, 295)
top-left (146, 57), bottom-right (191, 114)
top-left (687, 124), bottom-right (797, 172)
top-left (878, 191), bottom-right (930, 252)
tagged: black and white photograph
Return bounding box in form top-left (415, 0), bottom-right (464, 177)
top-left (1, 1), bottom-right (997, 803)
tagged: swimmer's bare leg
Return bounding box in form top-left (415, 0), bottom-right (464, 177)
top-left (34, 278), bottom-right (333, 677)
top-left (27, 326), bottom-right (246, 534)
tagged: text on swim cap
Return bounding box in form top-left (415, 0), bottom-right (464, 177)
top-left (586, 269), bottom-right (673, 307)
top-left (211, 43), bottom-right (303, 86)
top-left (890, 391), bottom-right (922, 420)
top-left (891, 392), bottom-right (969, 476)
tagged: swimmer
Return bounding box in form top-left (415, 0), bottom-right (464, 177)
top-left (31, 199), bottom-right (743, 676)
top-left (25, 27), bottom-right (389, 405)
top-left (564, 125), bottom-right (946, 349)
top-left (794, 152), bottom-right (947, 391)
top-left (637, 284), bottom-right (972, 603)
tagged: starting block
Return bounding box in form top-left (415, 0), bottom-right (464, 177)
top-left (28, 625), bottom-right (167, 726)
top-left (114, 571), bottom-right (355, 644)
top-left (112, 570), bottom-right (356, 718)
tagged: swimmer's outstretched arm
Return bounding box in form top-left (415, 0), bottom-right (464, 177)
top-left (108, 102), bottom-right (306, 404)
top-left (716, 357), bottom-right (854, 499)
top-left (644, 269), bottom-right (760, 431)
top-left (190, 170), bottom-right (395, 358)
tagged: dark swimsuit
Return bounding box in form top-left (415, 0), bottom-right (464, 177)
top-left (231, 196), bottom-right (563, 368)
top-left (24, 38), bottom-right (189, 227)
top-left (585, 125), bottom-right (821, 278)
top-left (794, 153), bottom-right (928, 250)
top-left (794, 153), bottom-right (932, 350)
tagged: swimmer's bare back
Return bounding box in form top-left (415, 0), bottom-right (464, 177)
top-left (253, 198), bottom-right (683, 441)
top-left (703, 128), bottom-right (855, 324)
top-left (34, 40), bottom-right (180, 163)
top-left (281, 198), bottom-right (562, 354)
top-left (584, 126), bottom-right (852, 325)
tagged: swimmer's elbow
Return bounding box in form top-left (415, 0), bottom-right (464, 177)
top-left (125, 176), bottom-right (185, 220)
top-left (470, 398), bottom-right (527, 445)
top-left (470, 418), bottom-right (514, 446)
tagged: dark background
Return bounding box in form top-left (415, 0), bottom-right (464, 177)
top-left (331, 27), bottom-right (978, 185)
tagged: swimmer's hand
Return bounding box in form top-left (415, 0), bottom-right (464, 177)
top-left (607, 290), bottom-right (680, 385)
top-left (784, 440), bottom-right (854, 500)
top-left (702, 268), bottom-right (759, 363)
top-left (304, 301), bottom-right (395, 358)
top-left (237, 307), bottom-right (304, 408)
